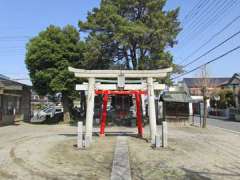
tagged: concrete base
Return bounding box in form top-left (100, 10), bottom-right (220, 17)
top-left (84, 135), bottom-right (91, 148)
top-left (155, 135), bottom-right (161, 148)
top-left (162, 122), bottom-right (168, 148)
top-left (77, 122), bottom-right (83, 149)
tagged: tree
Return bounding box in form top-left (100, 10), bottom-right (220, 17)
top-left (79, 0), bottom-right (181, 71)
top-left (210, 89), bottom-right (234, 109)
top-left (195, 65), bottom-right (213, 128)
top-left (25, 25), bottom-right (85, 123)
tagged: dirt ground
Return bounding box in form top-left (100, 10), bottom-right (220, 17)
top-left (0, 123), bottom-right (116, 180)
top-left (129, 126), bottom-right (240, 180)
top-left (0, 123), bottom-right (240, 180)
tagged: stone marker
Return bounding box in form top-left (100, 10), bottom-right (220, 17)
top-left (111, 136), bottom-right (132, 180)
top-left (162, 121), bottom-right (168, 148)
top-left (77, 121), bottom-right (83, 149)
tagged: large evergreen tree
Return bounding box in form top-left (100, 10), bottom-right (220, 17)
top-left (79, 0), bottom-right (181, 70)
top-left (25, 25), bottom-right (85, 123)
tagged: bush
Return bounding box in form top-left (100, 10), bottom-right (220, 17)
top-left (210, 89), bottom-right (234, 109)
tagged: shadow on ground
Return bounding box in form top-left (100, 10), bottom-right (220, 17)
top-left (182, 166), bottom-right (240, 180)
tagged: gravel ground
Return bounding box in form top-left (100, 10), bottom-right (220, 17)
top-left (0, 123), bottom-right (240, 180)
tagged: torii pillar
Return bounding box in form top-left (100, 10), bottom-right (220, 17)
top-left (85, 77), bottom-right (95, 143)
top-left (147, 77), bottom-right (157, 144)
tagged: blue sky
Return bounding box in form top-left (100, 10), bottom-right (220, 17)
top-left (0, 0), bottom-right (240, 85)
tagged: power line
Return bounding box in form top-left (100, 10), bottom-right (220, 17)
top-left (186, 0), bottom-right (228, 34)
top-left (182, 0), bottom-right (206, 25)
top-left (182, 0), bottom-right (201, 22)
top-left (183, 0), bottom-right (216, 30)
top-left (172, 45), bottom-right (240, 80)
top-left (187, 0), bottom-right (237, 40)
top-left (179, 0), bottom-right (223, 41)
top-left (182, 29), bottom-right (240, 68)
top-left (179, 15), bottom-right (240, 65)
top-left (179, 0), bottom-right (239, 49)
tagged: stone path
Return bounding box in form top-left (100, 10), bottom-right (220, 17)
top-left (111, 136), bottom-right (132, 180)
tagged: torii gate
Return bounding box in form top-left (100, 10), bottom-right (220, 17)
top-left (69, 67), bottom-right (172, 146)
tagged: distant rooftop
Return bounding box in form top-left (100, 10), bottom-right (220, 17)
top-left (183, 78), bottom-right (230, 88)
top-left (226, 73), bottom-right (240, 85)
top-left (0, 74), bottom-right (10, 80)
top-left (0, 74), bottom-right (31, 88)
top-left (231, 73), bottom-right (240, 80)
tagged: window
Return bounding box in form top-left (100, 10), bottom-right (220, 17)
top-left (3, 96), bottom-right (16, 115)
top-left (55, 109), bottom-right (62, 112)
top-left (43, 108), bottom-right (54, 113)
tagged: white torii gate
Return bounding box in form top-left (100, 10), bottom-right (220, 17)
top-left (69, 67), bottom-right (172, 146)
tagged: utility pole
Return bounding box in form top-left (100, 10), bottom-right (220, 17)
top-left (202, 65), bottom-right (208, 128)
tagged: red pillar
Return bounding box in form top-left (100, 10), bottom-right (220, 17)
top-left (135, 93), bottom-right (143, 137)
top-left (100, 92), bottom-right (108, 136)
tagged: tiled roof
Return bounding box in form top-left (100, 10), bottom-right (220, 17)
top-left (183, 78), bottom-right (230, 88)
top-left (161, 91), bottom-right (193, 103)
top-left (226, 73), bottom-right (240, 85)
top-left (0, 74), bottom-right (30, 89)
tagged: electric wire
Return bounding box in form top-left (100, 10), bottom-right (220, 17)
top-left (179, 0), bottom-right (239, 49)
top-left (172, 45), bottom-right (240, 80)
top-left (178, 15), bottom-right (240, 65)
top-left (186, 0), bottom-right (237, 41)
top-left (182, 0), bottom-right (208, 26)
top-left (183, 0), bottom-right (216, 30)
top-left (182, 29), bottom-right (240, 68)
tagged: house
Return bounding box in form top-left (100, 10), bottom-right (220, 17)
top-left (182, 77), bottom-right (230, 114)
top-left (31, 90), bottom-right (50, 104)
top-left (221, 73), bottom-right (240, 107)
top-left (183, 77), bottom-right (230, 96)
top-left (0, 74), bottom-right (31, 126)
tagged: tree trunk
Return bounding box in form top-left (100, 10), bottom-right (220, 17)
top-left (62, 93), bottom-right (71, 123)
top-left (202, 87), bottom-right (207, 128)
top-left (124, 50), bottom-right (130, 69)
top-left (130, 46), bottom-right (137, 70)
top-left (80, 91), bottom-right (86, 117)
